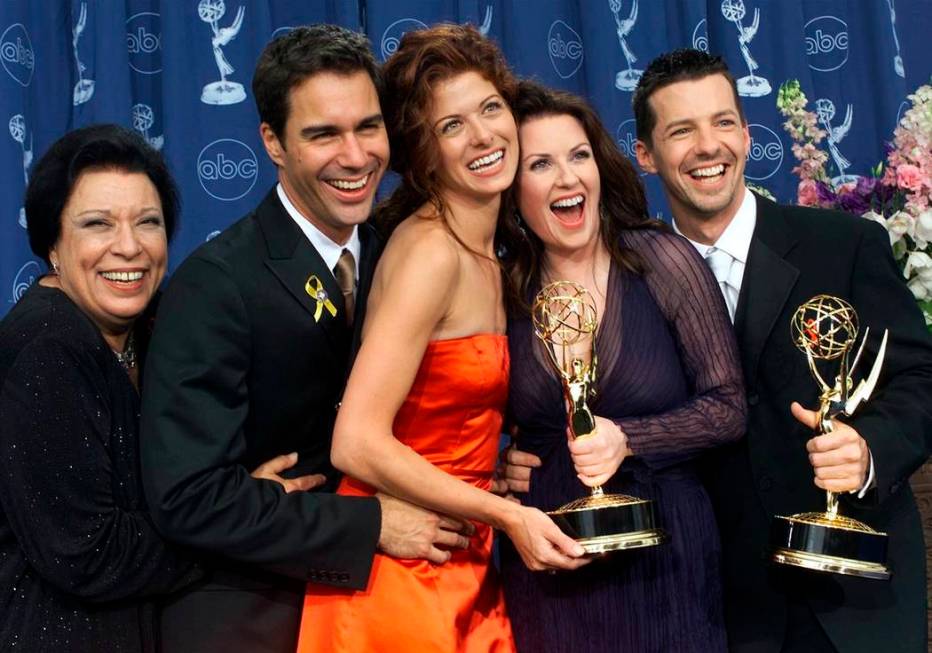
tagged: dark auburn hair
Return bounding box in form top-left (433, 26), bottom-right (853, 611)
top-left (374, 24), bottom-right (518, 240)
top-left (25, 124), bottom-right (179, 265)
top-left (252, 24), bottom-right (381, 144)
top-left (632, 48), bottom-right (744, 146)
top-left (502, 79), bottom-right (664, 312)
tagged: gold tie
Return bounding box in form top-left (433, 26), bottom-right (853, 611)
top-left (333, 248), bottom-right (356, 326)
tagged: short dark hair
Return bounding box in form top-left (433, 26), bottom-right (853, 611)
top-left (252, 24), bottom-right (381, 143)
top-left (24, 124), bottom-right (179, 265)
top-left (501, 79), bottom-right (662, 311)
top-left (633, 48), bottom-right (744, 146)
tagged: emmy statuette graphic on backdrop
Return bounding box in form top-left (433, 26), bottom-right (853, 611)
top-left (533, 281), bottom-right (665, 554)
top-left (770, 295), bottom-right (891, 580)
top-left (886, 0), bottom-right (905, 78)
top-left (478, 5), bottom-right (492, 36)
top-left (609, 0), bottom-right (642, 92)
top-left (132, 104), bottom-right (164, 151)
top-left (721, 0), bottom-right (771, 97)
top-left (72, 2), bottom-right (95, 106)
top-left (815, 99), bottom-right (857, 185)
top-left (8, 114), bottom-right (31, 229)
top-left (198, 0), bottom-right (246, 105)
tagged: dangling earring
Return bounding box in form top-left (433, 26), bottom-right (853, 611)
top-left (513, 209), bottom-right (528, 238)
top-left (51, 260), bottom-right (60, 275)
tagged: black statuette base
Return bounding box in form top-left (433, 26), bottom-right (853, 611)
top-left (769, 514), bottom-right (890, 580)
top-left (548, 494), bottom-right (666, 554)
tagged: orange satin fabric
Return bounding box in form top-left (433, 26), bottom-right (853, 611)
top-left (296, 334), bottom-right (515, 653)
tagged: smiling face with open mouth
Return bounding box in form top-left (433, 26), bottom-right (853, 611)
top-left (49, 170), bottom-right (167, 339)
top-left (517, 113), bottom-right (602, 257)
top-left (635, 73), bottom-right (750, 230)
top-left (430, 71), bottom-right (518, 204)
top-left (261, 69), bottom-right (389, 244)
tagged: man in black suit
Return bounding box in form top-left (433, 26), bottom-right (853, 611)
top-left (140, 26), bottom-right (469, 653)
top-left (630, 49), bottom-right (932, 652)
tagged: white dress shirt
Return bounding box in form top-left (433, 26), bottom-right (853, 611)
top-left (672, 187), bottom-right (875, 497)
top-left (277, 183), bottom-right (361, 284)
top-left (673, 187), bottom-right (756, 322)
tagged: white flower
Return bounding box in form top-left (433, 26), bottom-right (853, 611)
top-left (908, 265), bottom-right (932, 301)
top-left (915, 209), bottom-right (932, 249)
top-left (862, 210), bottom-right (886, 226)
top-left (887, 210), bottom-right (916, 245)
top-left (904, 250), bottom-right (932, 280)
top-left (908, 276), bottom-right (930, 300)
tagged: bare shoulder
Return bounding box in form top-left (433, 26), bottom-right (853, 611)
top-left (380, 213), bottom-right (461, 281)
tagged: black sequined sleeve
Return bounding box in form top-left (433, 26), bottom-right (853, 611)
top-left (615, 230), bottom-right (747, 459)
top-left (0, 335), bottom-right (201, 602)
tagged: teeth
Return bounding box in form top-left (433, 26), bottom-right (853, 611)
top-left (468, 150), bottom-right (504, 170)
top-left (101, 271), bottom-right (143, 282)
top-left (691, 164), bottom-right (725, 178)
top-left (327, 174), bottom-right (369, 190)
top-left (551, 195), bottom-right (584, 209)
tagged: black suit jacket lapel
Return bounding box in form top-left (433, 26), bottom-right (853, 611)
top-left (348, 224), bottom-right (382, 366)
top-left (257, 190), bottom-right (347, 353)
top-left (734, 195), bottom-right (800, 385)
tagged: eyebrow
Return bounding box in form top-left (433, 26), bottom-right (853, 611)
top-left (521, 141), bottom-right (589, 163)
top-left (433, 94), bottom-right (501, 129)
top-left (663, 109), bottom-right (738, 132)
top-left (299, 113), bottom-right (384, 139)
top-left (71, 206), bottom-right (162, 218)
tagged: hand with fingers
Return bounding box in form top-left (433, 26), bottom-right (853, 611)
top-left (568, 416), bottom-right (633, 488)
top-left (503, 505), bottom-right (590, 572)
top-left (491, 444), bottom-right (541, 497)
top-left (791, 402), bottom-right (871, 493)
top-left (250, 452), bottom-right (327, 494)
top-left (375, 493), bottom-right (474, 565)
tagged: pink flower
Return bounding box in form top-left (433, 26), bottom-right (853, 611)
top-left (798, 179), bottom-right (819, 206)
top-left (897, 164), bottom-right (924, 192)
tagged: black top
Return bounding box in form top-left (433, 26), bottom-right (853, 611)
top-left (0, 284), bottom-right (202, 653)
top-left (503, 229), bottom-right (745, 652)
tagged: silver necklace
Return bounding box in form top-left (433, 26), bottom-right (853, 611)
top-left (113, 332), bottom-right (137, 370)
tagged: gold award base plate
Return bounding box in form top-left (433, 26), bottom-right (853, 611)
top-left (771, 547), bottom-right (890, 580)
top-left (577, 530), bottom-right (667, 554)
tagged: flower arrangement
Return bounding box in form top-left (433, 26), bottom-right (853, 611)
top-left (777, 79), bottom-right (932, 324)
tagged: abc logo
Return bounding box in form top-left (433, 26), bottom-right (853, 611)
top-left (380, 18), bottom-right (428, 61)
top-left (692, 19), bottom-right (708, 52)
top-left (804, 16), bottom-right (849, 72)
top-left (744, 124), bottom-right (784, 181)
top-left (11, 260), bottom-right (40, 304)
top-left (548, 20), bottom-right (583, 80)
top-left (614, 119), bottom-right (638, 161)
top-left (197, 139), bottom-right (259, 202)
top-left (0, 24), bottom-right (35, 87)
top-left (126, 12), bottom-right (162, 75)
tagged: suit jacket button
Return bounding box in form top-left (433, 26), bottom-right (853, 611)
top-left (339, 573), bottom-right (350, 583)
top-left (758, 475), bottom-right (773, 492)
top-left (748, 393), bottom-right (760, 406)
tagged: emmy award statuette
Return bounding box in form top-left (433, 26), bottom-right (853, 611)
top-left (532, 281), bottom-right (666, 554)
top-left (770, 295), bottom-right (891, 580)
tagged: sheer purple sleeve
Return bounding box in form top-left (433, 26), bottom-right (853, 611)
top-left (615, 230), bottom-right (746, 458)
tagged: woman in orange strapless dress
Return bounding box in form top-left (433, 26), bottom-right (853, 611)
top-left (296, 25), bottom-right (586, 653)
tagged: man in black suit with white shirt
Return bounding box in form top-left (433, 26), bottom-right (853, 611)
top-left (141, 25), bottom-right (469, 653)
top-left (631, 49), bottom-right (932, 653)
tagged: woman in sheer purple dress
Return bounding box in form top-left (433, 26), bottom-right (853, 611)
top-left (499, 81), bottom-right (747, 652)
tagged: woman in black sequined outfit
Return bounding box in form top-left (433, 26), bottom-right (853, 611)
top-left (0, 125), bottom-right (313, 652)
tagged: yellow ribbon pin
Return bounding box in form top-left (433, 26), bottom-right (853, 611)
top-left (305, 275), bottom-right (337, 322)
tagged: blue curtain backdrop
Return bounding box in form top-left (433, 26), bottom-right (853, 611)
top-left (1, 0), bottom-right (930, 316)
